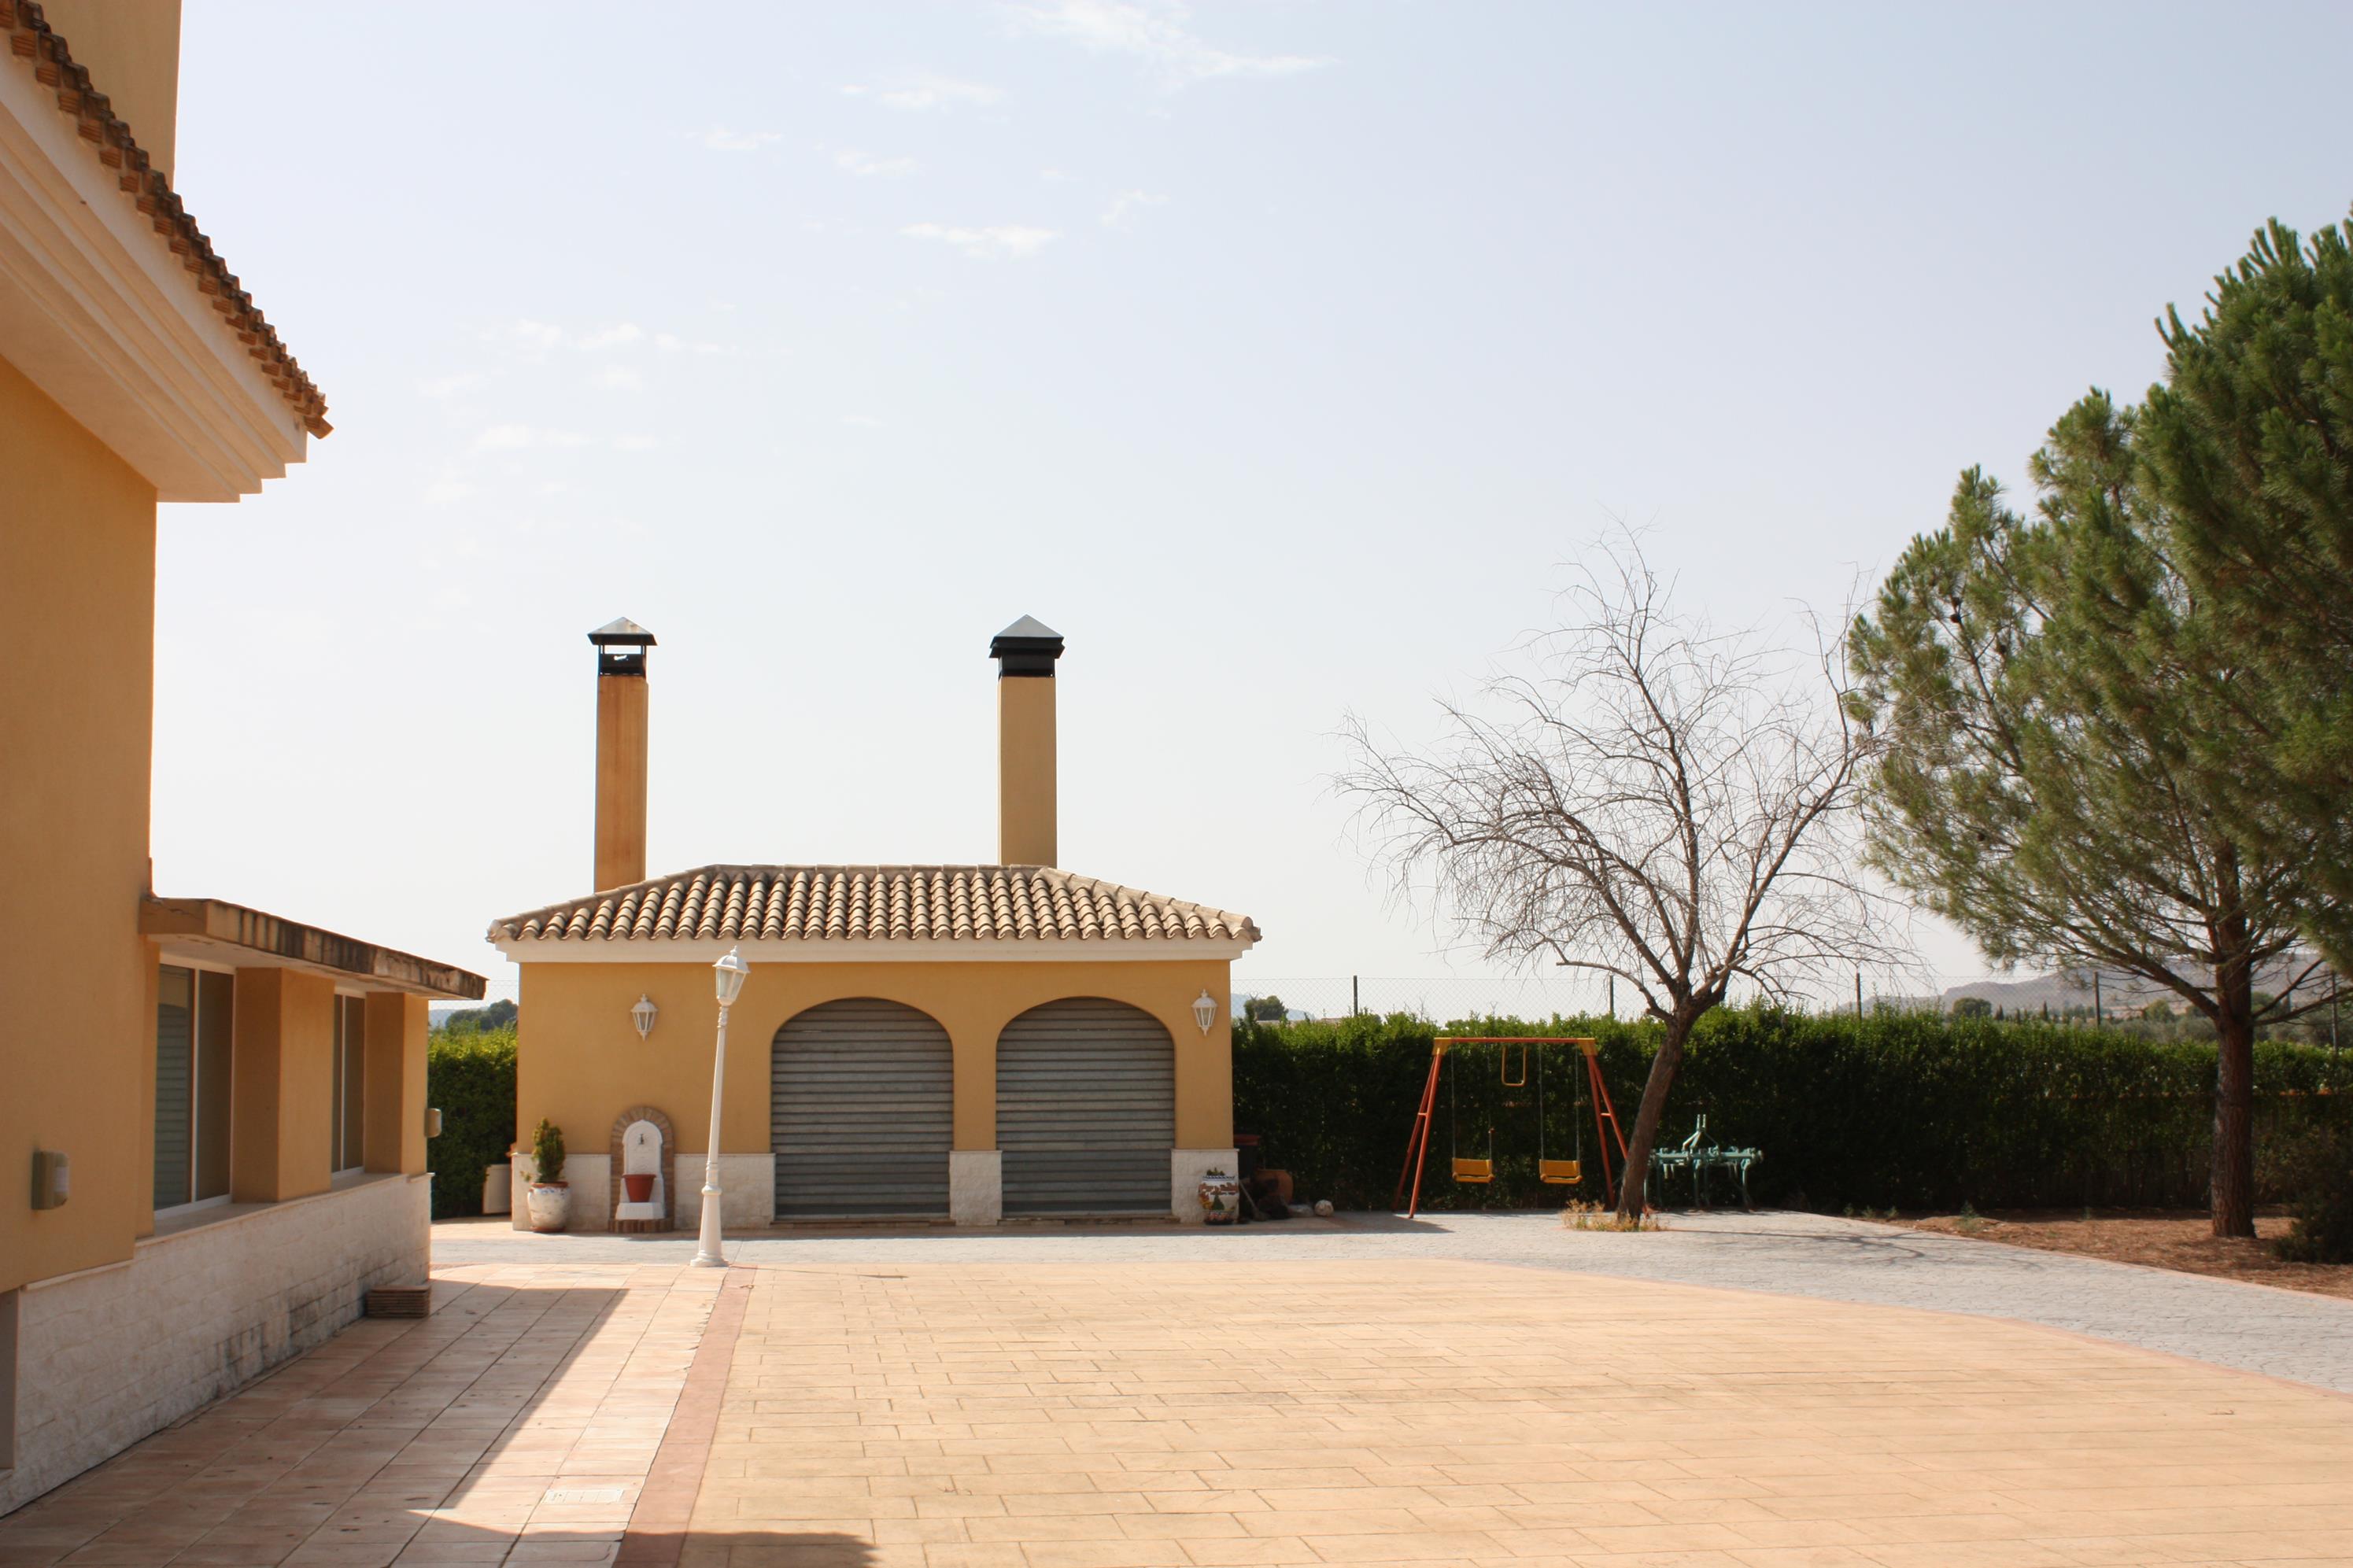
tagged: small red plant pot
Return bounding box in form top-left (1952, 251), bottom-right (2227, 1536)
top-left (623, 1173), bottom-right (656, 1205)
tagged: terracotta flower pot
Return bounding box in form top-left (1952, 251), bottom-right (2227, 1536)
top-left (623, 1172), bottom-right (656, 1205)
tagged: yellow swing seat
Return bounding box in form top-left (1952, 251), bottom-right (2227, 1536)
top-left (1538, 1158), bottom-right (1583, 1185)
top-left (1452, 1157), bottom-right (1494, 1184)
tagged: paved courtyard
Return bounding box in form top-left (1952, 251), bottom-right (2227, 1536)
top-left (5, 1213), bottom-right (2352, 1566)
top-left (432, 1210), bottom-right (2353, 1395)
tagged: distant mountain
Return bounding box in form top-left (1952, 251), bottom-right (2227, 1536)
top-left (1938, 956), bottom-right (2335, 1016)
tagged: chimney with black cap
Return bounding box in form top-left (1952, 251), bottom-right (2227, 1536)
top-left (587, 617), bottom-right (655, 890)
top-left (990, 615), bottom-right (1063, 866)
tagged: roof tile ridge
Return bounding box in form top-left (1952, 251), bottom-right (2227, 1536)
top-left (949, 870), bottom-right (974, 939)
top-left (608, 887), bottom-right (641, 937)
top-left (823, 869), bottom-right (848, 940)
top-left (652, 878), bottom-right (686, 939)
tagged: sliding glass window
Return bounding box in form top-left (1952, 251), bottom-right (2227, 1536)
top-left (329, 994), bottom-right (366, 1173)
top-left (154, 965), bottom-right (233, 1213)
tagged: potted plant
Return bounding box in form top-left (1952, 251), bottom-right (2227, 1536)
top-left (525, 1119), bottom-right (571, 1233)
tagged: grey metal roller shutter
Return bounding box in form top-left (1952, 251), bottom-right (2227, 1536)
top-left (998, 998), bottom-right (1174, 1216)
top-left (771, 998), bottom-right (952, 1219)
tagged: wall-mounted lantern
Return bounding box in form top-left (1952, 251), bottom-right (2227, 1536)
top-left (630, 994), bottom-right (657, 1041)
top-left (1191, 990), bottom-right (1218, 1035)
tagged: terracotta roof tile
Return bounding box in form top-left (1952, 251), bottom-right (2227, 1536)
top-left (489, 865), bottom-right (1261, 949)
top-left (3, 2), bottom-right (331, 436)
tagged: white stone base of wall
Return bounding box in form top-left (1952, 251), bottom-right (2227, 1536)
top-left (1171, 1148), bottom-right (1240, 1225)
top-left (680, 1153), bottom-right (774, 1230)
top-left (1, 1172), bottom-right (430, 1515)
top-left (950, 1150), bottom-right (1003, 1227)
top-left (510, 1153), bottom-right (773, 1232)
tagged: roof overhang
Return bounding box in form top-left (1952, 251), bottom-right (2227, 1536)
top-left (490, 935), bottom-right (1254, 966)
top-left (0, 33), bottom-right (309, 499)
top-left (142, 896), bottom-right (488, 999)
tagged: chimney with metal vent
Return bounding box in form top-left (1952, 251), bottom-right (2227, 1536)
top-left (588, 618), bottom-right (655, 890)
top-left (990, 616), bottom-right (1063, 867)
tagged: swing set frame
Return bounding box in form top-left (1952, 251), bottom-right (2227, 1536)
top-left (1393, 1038), bottom-right (1630, 1219)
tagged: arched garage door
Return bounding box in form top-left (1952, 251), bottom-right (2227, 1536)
top-left (997, 998), bottom-right (1173, 1216)
top-left (771, 998), bottom-right (952, 1219)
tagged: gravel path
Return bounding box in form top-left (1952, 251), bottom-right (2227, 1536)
top-left (434, 1208), bottom-right (2353, 1393)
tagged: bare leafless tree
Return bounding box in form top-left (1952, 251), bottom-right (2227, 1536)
top-left (1336, 534), bottom-right (1902, 1220)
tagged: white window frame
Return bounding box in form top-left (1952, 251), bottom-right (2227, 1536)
top-left (331, 989), bottom-right (368, 1175)
top-left (153, 956), bottom-right (238, 1221)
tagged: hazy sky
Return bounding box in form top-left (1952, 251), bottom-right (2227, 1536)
top-left (153, 2), bottom-right (2353, 1002)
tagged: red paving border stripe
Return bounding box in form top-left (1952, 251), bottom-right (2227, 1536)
top-left (615, 1268), bottom-right (755, 1567)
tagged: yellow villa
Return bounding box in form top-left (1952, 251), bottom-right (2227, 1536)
top-left (1, 0), bottom-right (482, 1512)
top-left (489, 618), bottom-right (1261, 1227)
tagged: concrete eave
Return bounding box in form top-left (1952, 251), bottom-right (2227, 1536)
top-left (142, 896), bottom-right (487, 999)
top-left (0, 50), bottom-right (308, 500)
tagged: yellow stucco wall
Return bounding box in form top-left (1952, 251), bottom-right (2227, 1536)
top-left (997, 677), bottom-right (1056, 866)
top-left (363, 992), bottom-right (430, 1176)
top-left (593, 672), bottom-right (648, 891)
top-left (39, 0), bottom-right (180, 180)
top-left (515, 958), bottom-right (1234, 1158)
top-left (0, 356), bottom-right (160, 1295)
top-left (228, 968), bottom-right (336, 1203)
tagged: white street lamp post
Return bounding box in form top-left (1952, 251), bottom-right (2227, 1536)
top-left (693, 945), bottom-right (751, 1268)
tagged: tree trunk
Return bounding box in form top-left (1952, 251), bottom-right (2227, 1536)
top-left (2209, 873), bottom-right (2257, 1239)
top-left (1613, 1009), bottom-right (1697, 1223)
top-left (2211, 968), bottom-right (2257, 1239)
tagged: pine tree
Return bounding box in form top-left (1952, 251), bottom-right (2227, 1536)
top-left (1851, 394), bottom-right (2332, 1236)
top-left (2139, 212), bottom-right (2353, 965)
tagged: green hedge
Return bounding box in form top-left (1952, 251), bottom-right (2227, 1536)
top-left (1232, 1009), bottom-right (2353, 1212)
top-left (427, 1026), bottom-right (517, 1219)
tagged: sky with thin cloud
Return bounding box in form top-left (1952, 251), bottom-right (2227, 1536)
top-left (157, 1), bottom-right (2353, 1002)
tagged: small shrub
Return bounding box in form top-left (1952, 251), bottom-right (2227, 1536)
top-left (531, 1118), bottom-right (567, 1185)
top-left (2276, 1135), bottom-right (2353, 1264)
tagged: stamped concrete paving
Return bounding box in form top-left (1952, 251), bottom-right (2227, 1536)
top-left (435, 1210), bottom-right (2353, 1396)
top-left (6, 1219), bottom-right (2353, 1566)
top-left (693, 1259), bottom-right (2353, 1567)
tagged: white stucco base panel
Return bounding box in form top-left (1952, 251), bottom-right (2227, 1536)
top-left (1171, 1147), bottom-right (1241, 1225)
top-left (512, 1152), bottom-right (772, 1231)
top-left (1, 1172), bottom-right (429, 1515)
top-left (951, 1150), bottom-right (1003, 1227)
top-left (682, 1152), bottom-right (776, 1230)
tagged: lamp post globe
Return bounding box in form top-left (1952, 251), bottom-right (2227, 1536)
top-left (693, 945), bottom-right (751, 1267)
